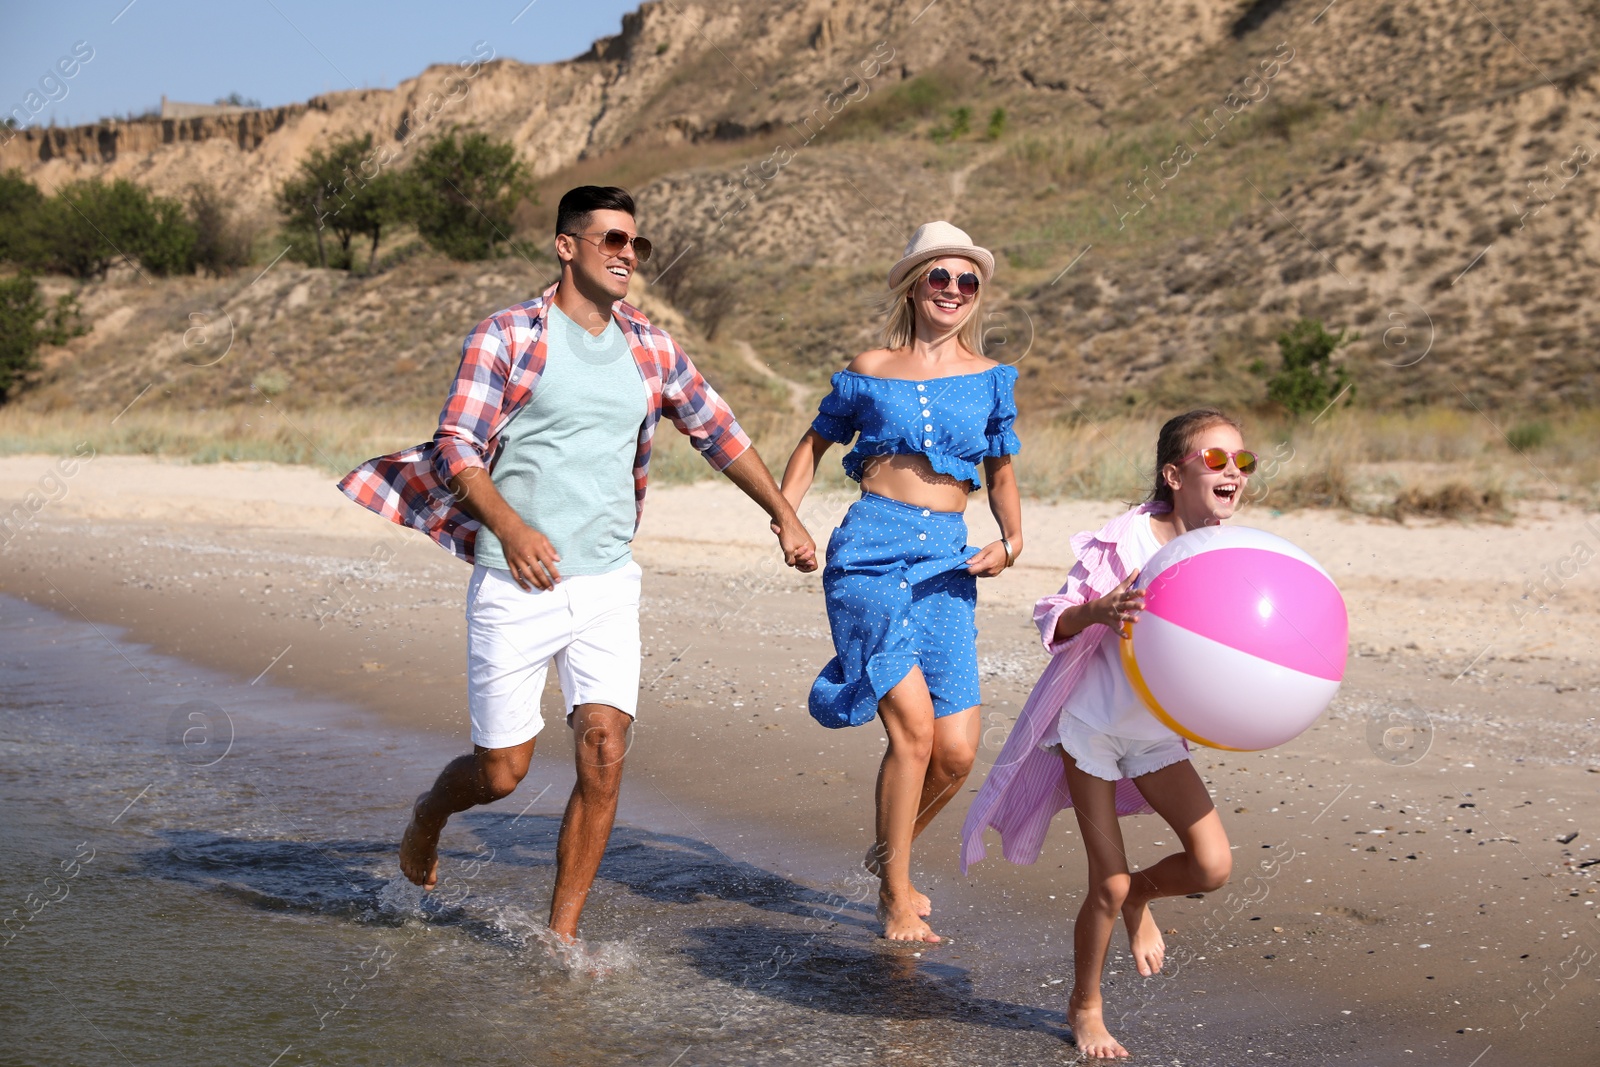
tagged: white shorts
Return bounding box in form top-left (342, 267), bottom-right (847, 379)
top-left (466, 560), bottom-right (642, 750)
top-left (1050, 712), bottom-right (1190, 783)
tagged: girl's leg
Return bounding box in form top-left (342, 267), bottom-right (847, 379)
top-left (1062, 751), bottom-right (1134, 1061)
top-left (872, 666), bottom-right (940, 942)
top-left (1122, 758), bottom-right (1233, 976)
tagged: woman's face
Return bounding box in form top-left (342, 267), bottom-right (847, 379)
top-left (1165, 422), bottom-right (1249, 525)
top-left (910, 255), bottom-right (981, 333)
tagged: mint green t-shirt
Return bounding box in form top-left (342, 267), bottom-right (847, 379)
top-left (474, 304), bottom-right (648, 576)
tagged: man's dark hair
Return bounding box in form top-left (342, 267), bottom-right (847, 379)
top-left (555, 186), bottom-right (636, 237)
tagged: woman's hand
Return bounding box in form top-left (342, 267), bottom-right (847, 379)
top-left (1094, 571), bottom-right (1144, 637)
top-left (965, 540), bottom-right (1012, 578)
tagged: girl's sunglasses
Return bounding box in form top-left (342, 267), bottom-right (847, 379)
top-left (924, 266), bottom-right (980, 297)
top-left (1180, 447), bottom-right (1258, 475)
top-left (566, 228), bottom-right (654, 263)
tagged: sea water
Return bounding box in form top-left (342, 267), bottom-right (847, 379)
top-left (0, 596), bottom-right (1092, 1066)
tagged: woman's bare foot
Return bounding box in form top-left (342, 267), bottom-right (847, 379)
top-left (399, 793), bottom-right (444, 889)
top-left (877, 891), bottom-right (942, 943)
top-left (864, 844), bottom-right (932, 917)
top-left (1121, 897), bottom-right (1166, 976)
top-left (1068, 1000), bottom-right (1130, 1060)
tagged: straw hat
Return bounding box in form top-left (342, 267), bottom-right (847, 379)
top-left (886, 221), bottom-right (995, 289)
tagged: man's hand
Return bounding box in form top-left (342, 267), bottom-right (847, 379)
top-left (770, 517), bottom-right (818, 573)
top-left (497, 521), bottom-right (562, 590)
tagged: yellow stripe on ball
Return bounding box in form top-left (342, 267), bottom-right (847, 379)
top-left (1118, 621), bottom-right (1251, 752)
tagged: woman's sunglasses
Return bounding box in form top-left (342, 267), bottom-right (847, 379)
top-left (566, 229), bottom-right (654, 264)
top-left (924, 266), bottom-right (980, 297)
top-left (1180, 447), bottom-right (1258, 475)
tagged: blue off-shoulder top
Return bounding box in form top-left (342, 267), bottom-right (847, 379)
top-left (810, 364), bottom-right (1021, 491)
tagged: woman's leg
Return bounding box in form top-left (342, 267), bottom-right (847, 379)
top-left (1062, 750), bottom-right (1135, 1061)
top-left (866, 704), bottom-right (978, 919)
top-left (872, 666), bottom-right (940, 942)
top-left (912, 705), bottom-right (979, 841)
top-left (1121, 758), bottom-right (1233, 976)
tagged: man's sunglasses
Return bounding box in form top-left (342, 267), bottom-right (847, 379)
top-left (565, 229), bottom-right (654, 264)
top-left (924, 266), bottom-right (980, 297)
top-left (1180, 447), bottom-right (1258, 475)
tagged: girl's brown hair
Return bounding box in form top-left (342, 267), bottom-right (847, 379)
top-left (1146, 407), bottom-right (1244, 505)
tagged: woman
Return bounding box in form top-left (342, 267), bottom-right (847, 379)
top-left (778, 221), bottom-right (1023, 943)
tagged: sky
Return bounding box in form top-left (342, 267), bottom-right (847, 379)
top-left (2, 0), bottom-right (645, 128)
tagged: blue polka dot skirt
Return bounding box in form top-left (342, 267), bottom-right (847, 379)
top-left (808, 492), bottom-right (982, 729)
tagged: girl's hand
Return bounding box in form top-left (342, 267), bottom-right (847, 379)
top-left (1096, 571), bottom-right (1144, 636)
top-left (965, 541), bottom-right (1011, 578)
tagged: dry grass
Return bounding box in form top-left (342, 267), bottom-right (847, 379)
top-left (2, 404), bottom-right (1595, 515)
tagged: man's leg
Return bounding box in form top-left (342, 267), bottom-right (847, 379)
top-left (400, 739), bottom-right (535, 889)
top-left (548, 702), bottom-right (630, 940)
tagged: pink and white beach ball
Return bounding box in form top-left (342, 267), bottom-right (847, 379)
top-left (1119, 526), bottom-right (1349, 751)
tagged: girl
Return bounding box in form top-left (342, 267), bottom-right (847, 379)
top-left (960, 408), bottom-right (1254, 1059)
top-left (779, 221), bottom-right (1023, 944)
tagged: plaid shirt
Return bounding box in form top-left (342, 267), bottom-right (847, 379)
top-left (338, 282), bottom-right (751, 564)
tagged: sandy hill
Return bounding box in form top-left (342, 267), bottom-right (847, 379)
top-left (5, 0), bottom-right (1599, 420)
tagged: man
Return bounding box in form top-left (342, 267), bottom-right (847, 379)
top-left (339, 185), bottom-right (816, 940)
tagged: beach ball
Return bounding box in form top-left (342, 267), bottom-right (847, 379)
top-left (1119, 526), bottom-right (1348, 751)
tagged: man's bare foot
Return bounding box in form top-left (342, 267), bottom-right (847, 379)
top-left (877, 892), bottom-right (942, 943)
top-left (864, 844), bottom-right (932, 917)
top-left (399, 793), bottom-right (444, 890)
top-left (1122, 897), bottom-right (1166, 976)
top-left (1068, 1000), bottom-right (1130, 1060)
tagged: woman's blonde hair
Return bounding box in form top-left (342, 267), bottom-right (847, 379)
top-left (876, 255), bottom-right (987, 355)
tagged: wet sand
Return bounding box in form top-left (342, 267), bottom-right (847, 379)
top-left (3, 455), bottom-right (1598, 1065)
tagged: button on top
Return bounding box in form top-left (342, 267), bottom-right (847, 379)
top-left (921, 509), bottom-right (930, 517)
top-left (899, 581), bottom-right (908, 588)
top-left (916, 384), bottom-right (926, 392)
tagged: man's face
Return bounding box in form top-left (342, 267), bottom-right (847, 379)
top-left (557, 209), bottom-right (640, 302)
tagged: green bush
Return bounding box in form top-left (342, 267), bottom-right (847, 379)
top-left (986, 107), bottom-right (1007, 140)
top-left (0, 274), bottom-right (87, 400)
top-left (1266, 318), bottom-right (1355, 418)
top-left (403, 128), bottom-right (532, 261)
top-left (930, 106), bottom-right (972, 143)
top-left (187, 183), bottom-right (255, 275)
top-left (0, 169), bottom-right (49, 268)
top-left (277, 134), bottom-right (405, 271)
top-left (1505, 419), bottom-right (1552, 452)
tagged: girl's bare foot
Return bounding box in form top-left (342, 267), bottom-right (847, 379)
top-left (398, 794), bottom-right (443, 889)
top-left (877, 891), bottom-right (942, 943)
top-left (1121, 897), bottom-right (1166, 976)
top-left (864, 844), bottom-right (932, 917)
top-left (1068, 1000), bottom-right (1130, 1060)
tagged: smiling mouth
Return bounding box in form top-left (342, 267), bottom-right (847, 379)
top-left (606, 264), bottom-right (631, 279)
top-left (932, 297), bottom-right (960, 311)
top-left (1213, 483), bottom-right (1240, 503)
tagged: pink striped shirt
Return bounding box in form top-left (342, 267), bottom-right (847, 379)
top-left (960, 500), bottom-right (1176, 873)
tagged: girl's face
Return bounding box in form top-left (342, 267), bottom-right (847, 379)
top-left (1165, 422), bottom-right (1248, 525)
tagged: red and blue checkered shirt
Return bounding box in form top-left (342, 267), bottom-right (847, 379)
top-left (338, 283), bottom-right (751, 564)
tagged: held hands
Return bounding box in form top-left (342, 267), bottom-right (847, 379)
top-left (770, 517), bottom-right (819, 573)
top-left (1096, 570), bottom-right (1145, 637)
top-left (500, 521), bottom-right (562, 590)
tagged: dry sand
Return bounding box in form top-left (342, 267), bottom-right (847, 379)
top-left (3, 454), bottom-right (1598, 1064)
